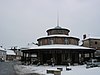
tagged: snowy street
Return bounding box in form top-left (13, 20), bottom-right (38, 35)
top-left (14, 64), bottom-right (100, 75)
top-left (0, 62), bottom-right (17, 75)
top-left (0, 61), bottom-right (100, 75)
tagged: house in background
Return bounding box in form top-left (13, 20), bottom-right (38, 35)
top-left (6, 50), bottom-right (16, 61)
top-left (0, 46), bottom-right (6, 61)
top-left (9, 46), bottom-right (22, 60)
top-left (82, 34), bottom-right (100, 58)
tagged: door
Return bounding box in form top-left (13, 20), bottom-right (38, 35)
top-left (57, 54), bottom-right (62, 65)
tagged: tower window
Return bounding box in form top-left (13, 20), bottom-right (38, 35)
top-left (50, 39), bottom-right (53, 44)
top-left (64, 38), bottom-right (67, 44)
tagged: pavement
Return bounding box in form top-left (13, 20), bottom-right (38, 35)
top-left (0, 61), bottom-right (41, 75)
top-left (0, 61), bottom-right (17, 75)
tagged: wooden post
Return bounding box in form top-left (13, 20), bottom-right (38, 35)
top-left (25, 53), bottom-right (26, 64)
top-left (93, 52), bottom-right (95, 58)
top-left (81, 52), bottom-right (84, 62)
top-left (89, 53), bottom-right (91, 58)
top-left (22, 52), bottom-right (24, 61)
top-left (28, 52), bottom-right (31, 64)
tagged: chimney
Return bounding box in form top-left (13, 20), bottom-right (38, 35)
top-left (0, 46), bottom-right (2, 48)
top-left (83, 34), bottom-right (86, 39)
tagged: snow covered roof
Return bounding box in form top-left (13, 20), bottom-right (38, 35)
top-left (47, 26), bottom-right (70, 32)
top-left (21, 45), bottom-right (38, 50)
top-left (84, 37), bottom-right (100, 40)
top-left (8, 46), bottom-right (20, 50)
top-left (28, 44), bottom-right (94, 50)
top-left (37, 35), bottom-right (79, 40)
top-left (0, 47), bottom-right (6, 52)
top-left (6, 50), bottom-right (16, 55)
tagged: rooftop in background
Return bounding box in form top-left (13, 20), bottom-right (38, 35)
top-left (6, 50), bottom-right (16, 55)
top-left (83, 37), bottom-right (100, 40)
top-left (0, 47), bottom-right (6, 52)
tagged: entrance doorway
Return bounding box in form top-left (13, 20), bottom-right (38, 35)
top-left (42, 54), bottom-right (52, 64)
top-left (57, 54), bottom-right (62, 65)
top-left (72, 53), bottom-right (79, 64)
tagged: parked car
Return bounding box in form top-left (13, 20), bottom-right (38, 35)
top-left (86, 59), bottom-right (100, 68)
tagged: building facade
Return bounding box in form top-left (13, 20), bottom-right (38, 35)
top-left (6, 50), bottom-right (16, 61)
top-left (83, 37), bottom-right (100, 50)
top-left (10, 46), bottom-right (22, 60)
top-left (21, 26), bottom-right (95, 65)
top-left (82, 36), bottom-right (100, 57)
top-left (0, 47), bottom-right (6, 61)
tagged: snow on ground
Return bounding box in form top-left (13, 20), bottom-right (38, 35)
top-left (14, 65), bottom-right (100, 75)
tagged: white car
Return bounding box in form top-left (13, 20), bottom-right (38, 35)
top-left (86, 59), bottom-right (100, 68)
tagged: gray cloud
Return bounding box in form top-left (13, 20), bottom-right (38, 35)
top-left (0, 0), bottom-right (100, 48)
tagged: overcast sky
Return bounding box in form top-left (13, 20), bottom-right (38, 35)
top-left (0, 0), bottom-right (100, 48)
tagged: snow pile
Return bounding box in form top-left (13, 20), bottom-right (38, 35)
top-left (14, 65), bottom-right (35, 75)
top-left (62, 65), bottom-right (100, 75)
top-left (14, 65), bottom-right (100, 75)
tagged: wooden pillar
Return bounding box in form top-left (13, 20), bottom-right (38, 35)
top-left (39, 52), bottom-right (43, 64)
top-left (30, 53), bottom-right (32, 64)
top-left (67, 51), bottom-right (71, 65)
top-left (68, 51), bottom-right (70, 59)
top-left (81, 52), bottom-right (84, 62)
top-left (76, 53), bottom-right (79, 63)
top-left (28, 52), bottom-right (31, 64)
top-left (52, 53), bottom-right (56, 63)
top-left (93, 52), bottom-right (95, 58)
top-left (25, 53), bottom-right (26, 63)
top-left (24, 52), bottom-right (25, 62)
top-left (22, 52), bottom-right (24, 62)
top-left (37, 51), bottom-right (40, 60)
top-left (61, 53), bottom-right (65, 64)
top-left (92, 52), bottom-right (95, 58)
top-left (89, 53), bottom-right (91, 58)
top-left (27, 53), bottom-right (29, 64)
top-left (79, 53), bottom-right (82, 64)
top-left (55, 53), bottom-right (57, 64)
top-left (37, 51), bottom-right (41, 64)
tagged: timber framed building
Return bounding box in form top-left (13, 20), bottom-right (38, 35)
top-left (21, 26), bottom-right (95, 65)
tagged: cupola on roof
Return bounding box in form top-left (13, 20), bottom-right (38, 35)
top-left (46, 26), bottom-right (70, 35)
top-left (54, 26), bottom-right (62, 29)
